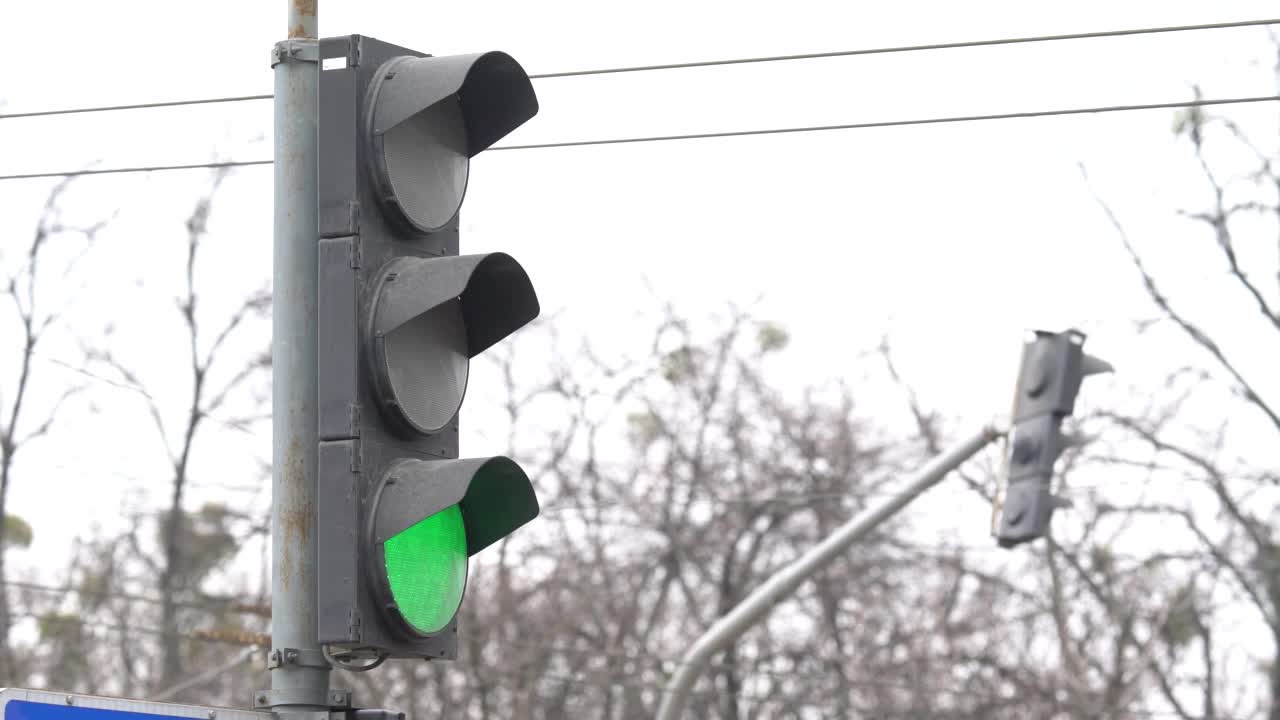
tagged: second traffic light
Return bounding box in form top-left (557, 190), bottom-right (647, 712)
top-left (316, 35), bottom-right (541, 662)
top-left (994, 329), bottom-right (1112, 548)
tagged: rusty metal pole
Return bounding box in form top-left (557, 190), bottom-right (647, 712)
top-left (265, 0), bottom-right (333, 712)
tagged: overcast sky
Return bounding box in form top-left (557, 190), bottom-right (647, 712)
top-left (1, 0), bottom-right (1278, 609)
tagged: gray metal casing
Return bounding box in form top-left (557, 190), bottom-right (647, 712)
top-left (316, 34), bottom-right (542, 660)
top-left (1011, 329), bottom-right (1098, 422)
top-left (316, 35), bottom-right (459, 661)
top-left (997, 414), bottom-right (1067, 545)
top-left (996, 329), bottom-right (1110, 547)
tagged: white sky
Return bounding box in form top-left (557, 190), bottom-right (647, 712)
top-left (1, 0), bottom-right (1279, 684)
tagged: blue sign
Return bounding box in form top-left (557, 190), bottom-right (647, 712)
top-left (7, 702), bottom-right (190, 720)
top-left (0, 689), bottom-right (267, 720)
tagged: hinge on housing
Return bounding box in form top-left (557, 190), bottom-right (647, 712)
top-left (349, 36), bottom-right (363, 67)
top-left (348, 402), bottom-right (361, 437)
top-left (347, 609), bottom-right (363, 642)
top-left (348, 235), bottom-right (362, 268)
top-left (348, 439), bottom-right (362, 473)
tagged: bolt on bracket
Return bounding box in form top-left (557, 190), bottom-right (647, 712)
top-left (268, 647), bottom-right (330, 670)
top-left (272, 39), bottom-right (319, 67)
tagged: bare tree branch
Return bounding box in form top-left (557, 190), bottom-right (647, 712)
top-left (1081, 163), bottom-right (1280, 435)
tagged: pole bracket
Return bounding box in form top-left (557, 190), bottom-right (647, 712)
top-left (272, 39), bottom-right (320, 68)
top-left (268, 647), bottom-right (331, 670)
top-left (254, 688), bottom-right (351, 710)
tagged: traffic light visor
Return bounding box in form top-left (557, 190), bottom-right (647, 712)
top-left (381, 297), bottom-right (469, 434)
top-left (381, 97), bottom-right (470, 233)
top-left (373, 457), bottom-right (540, 556)
top-left (370, 457), bottom-right (538, 634)
top-left (368, 253), bottom-right (539, 435)
top-left (366, 51), bottom-right (539, 233)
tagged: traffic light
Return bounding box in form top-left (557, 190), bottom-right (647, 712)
top-left (315, 35), bottom-right (541, 662)
top-left (993, 329), bottom-right (1111, 548)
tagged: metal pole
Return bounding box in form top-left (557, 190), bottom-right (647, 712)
top-left (268, 0), bottom-right (329, 710)
top-left (654, 424), bottom-right (1004, 720)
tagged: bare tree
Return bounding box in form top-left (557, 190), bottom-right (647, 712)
top-left (65, 168), bottom-right (272, 697)
top-left (1071, 66), bottom-right (1280, 717)
top-left (874, 322), bottom-right (1226, 720)
top-left (0, 177), bottom-right (108, 684)
top-left (884, 42), bottom-right (1280, 720)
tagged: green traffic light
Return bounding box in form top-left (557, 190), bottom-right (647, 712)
top-left (383, 504), bottom-right (468, 634)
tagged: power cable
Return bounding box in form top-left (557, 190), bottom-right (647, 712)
top-left (493, 94), bottom-right (1280, 151)
top-left (3, 578), bottom-right (269, 616)
top-left (323, 644), bottom-right (388, 672)
top-left (0, 95), bottom-right (272, 120)
top-left (1, 17), bottom-right (1275, 120)
top-left (13, 610), bottom-right (265, 648)
top-left (1, 94), bottom-right (1274, 181)
top-left (528, 17), bottom-right (1280, 79)
top-left (0, 160), bottom-right (271, 182)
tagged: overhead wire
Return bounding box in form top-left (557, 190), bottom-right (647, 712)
top-left (3, 578), bottom-right (269, 616)
top-left (527, 17), bottom-right (1280, 79)
top-left (492, 94), bottom-right (1280, 151)
top-left (12, 610), bottom-right (265, 648)
top-left (0, 160), bottom-right (272, 182)
top-left (0, 17), bottom-right (1275, 120)
top-left (0, 95), bottom-right (273, 121)
top-left (2, 94), bottom-right (1277, 181)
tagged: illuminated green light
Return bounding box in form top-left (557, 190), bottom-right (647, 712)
top-left (383, 504), bottom-right (467, 634)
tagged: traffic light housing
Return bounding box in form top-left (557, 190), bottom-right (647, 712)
top-left (993, 329), bottom-right (1111, 548)
top-left (315, 35), bottom-right (541, 662)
